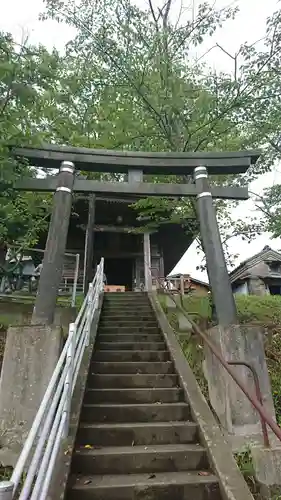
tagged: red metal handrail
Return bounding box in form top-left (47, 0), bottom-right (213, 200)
top-left (151, 272), bottom-right (281, 448)
top-left (227, 361), bottom-right (270, 448)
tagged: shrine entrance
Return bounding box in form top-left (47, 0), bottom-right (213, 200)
top-left (11, 144), bottom-right (260, 328)
top-left (104, 257), bottom-right (134, 290)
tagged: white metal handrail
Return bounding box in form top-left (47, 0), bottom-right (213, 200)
top-left (0, 258), bottom-right (104, 500)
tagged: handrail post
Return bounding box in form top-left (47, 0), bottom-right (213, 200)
top-left (71, 253), bottom-right (80, 307)
top-left (63, 323), bottom-right (75, 439)
top-left (85, 283), bottom-right (94, 346)
top-left (0, 481), bottom-right (13, 500)
top-left (180, 275), bottom-right (185, 297)
top-left (227, 361), bottom-right (270, 448)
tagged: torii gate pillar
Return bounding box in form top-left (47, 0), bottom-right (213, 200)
top-left (32, 161), bottom-right (75, 325)
top-left (193, 166), bottom-right (237, 326)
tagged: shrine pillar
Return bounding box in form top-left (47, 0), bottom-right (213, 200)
top-left (32, 160), bottom-right (75, 325)
top-left (83, 194), bottom-right (96, 295)
top-left (193, 165), bottom-right (237, 327)
top-left (143, 232), bottom-right (152, 292)
top-left (194, 166), bottom-right (276, 448)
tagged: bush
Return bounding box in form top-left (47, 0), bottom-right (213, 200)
top-left (159, 293), bottom-right (281, 429)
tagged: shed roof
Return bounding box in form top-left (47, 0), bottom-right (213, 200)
top-left (229, 246), bottom-right (281, 283)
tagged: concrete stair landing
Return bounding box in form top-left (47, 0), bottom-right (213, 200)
top-left (66, 292), bottom-right (222, 500)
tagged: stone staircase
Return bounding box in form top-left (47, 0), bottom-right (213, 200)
top-left (66, 292), bottom-right (222, 500)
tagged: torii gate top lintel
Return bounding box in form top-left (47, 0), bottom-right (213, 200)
top-left (12, 144), bottom-right (260, 175)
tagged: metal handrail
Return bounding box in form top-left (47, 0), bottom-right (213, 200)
top-left (0, 258), bottom-right (104, 500)
top-left (227, 361), bottom-right (270, 448)
top-left (152, 272), bottom-right (281, 447)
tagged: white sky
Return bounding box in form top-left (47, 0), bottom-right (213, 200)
top-left (1, 0), bottom-right (281, 280)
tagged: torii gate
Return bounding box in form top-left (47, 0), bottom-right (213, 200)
top-left (11, 145), bottom-right (260, 328)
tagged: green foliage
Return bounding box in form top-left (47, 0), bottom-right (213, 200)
top-left (256, 184), bottom-right (281, 239)
top-left (235, 447), bottom-right (254, 478)
top-left (39, 0), bottom-right (281, 249)
top-left (160, 292), bottom-right (281, 430)
top-left (2, 0), bottom-right (281, 254)
top-left (0, 32), bottom-right (60, 253)
top-left (266, 333), bottom-right (281, 427)
top-left (158, 294), bottom-right (208, 397)
top-left (178, 293), bottom-right (281, 326)
top-left (40, 0), bottom-right (267, 236)
top-left (235, 294), bottom-right (281, 325)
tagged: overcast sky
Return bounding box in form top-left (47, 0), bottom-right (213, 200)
top-left (1, 0), bottom-right (281, 280)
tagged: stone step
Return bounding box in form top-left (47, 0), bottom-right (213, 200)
top-left (104, 292), bottom-right (148, 300)
top-left (90, 373), bottom-right (179, 389)
top-left (99, 320), bottom-right (157, 327)
top-left (89, 361), bottom-right (174, 375)
top-left (72, 443), bottom-right (208, 475)
top-left (76, 421), bottom-right (198, 447)
top-left (96, 333), bottom-right (163, 342)
top-left (81, 403), bottom-right (190, 423)
top-left (103, 301), bottom-right (151, 306)
top-left (104, 292), bottom-right (147, 297)
top-left (84, 387), bottom-right (183, 404)
top-left (101, 309), bottom-right (155, 316)
top-left (103, 299), bottom-right (150, 306)
top-left (67, 471), bottom-right (220, 500)
top-left (92, 350), bottom-right (170, 362)
top-left (96, 341), bottom-right (166, 351)
top-left (98, 326), bottom-right (160, 334)
top-left (103, 303), bottom-right (152, 308)
top-left (102, 301), bottom-right (153, 308)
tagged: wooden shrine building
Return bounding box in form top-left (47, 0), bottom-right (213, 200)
top-left (64, 194), bottom-right (196, 291)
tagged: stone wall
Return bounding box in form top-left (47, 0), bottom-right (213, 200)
top-left (248, 277), bottom-right (268, 296)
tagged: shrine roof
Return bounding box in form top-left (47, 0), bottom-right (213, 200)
top-left (12, 144), bottom-right (260, 175)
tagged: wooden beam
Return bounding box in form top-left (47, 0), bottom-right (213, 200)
top-left (93, 224), bottom-right (159, 234)
top-left (83, 195), bottom-right (95, 295)
top-left (15, 178), bottom-right (249, 200)
top-left (12, 145), bottom-right (260, 175)
top-left (94, 224), bottom-right (139, 233)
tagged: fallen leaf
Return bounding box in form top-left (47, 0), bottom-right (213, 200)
top-left (198, 471), bottom-right (211, 476)
top-left (64, 446), bottom-right (72, 456)
top-left (84, 479), bottom-right (92, 485)
top-left (85, 445), bottom-right (93, 449)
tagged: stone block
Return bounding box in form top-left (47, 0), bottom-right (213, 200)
top-left (165, 295), bottom-right (177, 309)
top-left (0, 324), bottom-right (62, 465)
top-left (248, 277), bottom-right (267, 296)
top-left (0, 300), bottom-right (76, 335)
top-left (178, 312), bottom-right (193, 332)
top-left (251, 445), bottom-right (281, 499)
top-left (203, 324), bottom-right (276, 449)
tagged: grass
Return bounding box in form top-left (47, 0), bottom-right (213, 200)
top-left (159, 292), bottom-right (281, 499)
top-left (158, 295), bottom-right (208, 398)
top-left (160, 293), bottom-right (281, 423)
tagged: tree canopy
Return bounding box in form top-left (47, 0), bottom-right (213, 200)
top-left (0, 33), bottom-right (62, 263)
top-left (1, 0), bottom-right (281, 264)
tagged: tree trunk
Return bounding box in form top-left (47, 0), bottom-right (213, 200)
top-left (0, 243), bottom-right (7, 269)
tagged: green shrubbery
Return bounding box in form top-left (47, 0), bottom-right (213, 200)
top-left (159, 293), bottom-right (281, 427)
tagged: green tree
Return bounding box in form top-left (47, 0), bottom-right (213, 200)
top-left (40, 0), bottom-right (281, 255)
top-left (0, 32), bottom-right (61, 266)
